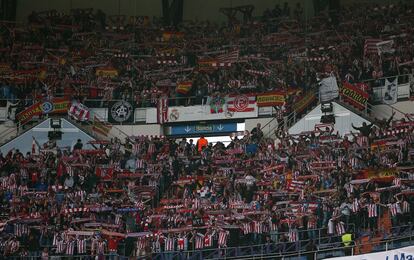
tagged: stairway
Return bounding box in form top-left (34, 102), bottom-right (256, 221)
top-left (0, 118), bottom-right (47, 147)
top-left (334, 99), bottom-right (378, 124)
top-left (64, 116), bottom-right (103, 140)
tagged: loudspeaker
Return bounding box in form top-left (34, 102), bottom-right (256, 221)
top-left (321, 103), bottom-right (333, 113)
top-left (321, 114), bottom-right (335, 124)
top-left (48, 130), bottom-right (62, 140)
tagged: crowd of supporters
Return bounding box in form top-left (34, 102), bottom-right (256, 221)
top-left (1, 1), bottom-right (414, 259)
top-left (0, 1), bottom-right (413, 110)
top-left (0, 114), bottom-right (414, 258)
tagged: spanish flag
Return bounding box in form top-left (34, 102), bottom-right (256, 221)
top-left (92, 116), bottom-right (112, 137)
top-left (176, 81), bottom-right (192, 95)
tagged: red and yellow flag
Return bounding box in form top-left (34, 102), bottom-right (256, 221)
top-left (176, 81), bottom-right (192, 95)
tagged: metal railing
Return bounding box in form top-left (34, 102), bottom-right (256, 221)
top-left (263, 90), bottom-right (318, 138)
top-left (0, 116), bottom-right (49, 147)
top-left (3, 224), bottom-right (414, 259)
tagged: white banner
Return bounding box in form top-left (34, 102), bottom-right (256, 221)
top-left (383, 78), bottom-right (398, 104)
top-left (376, 40), bottom-right (395, 55)
top-left (327, 245), bottom-right (414, 260)
top-left (319, 76), bottom-right (339, 103)
top-left (146, 104), bottom-right (258, 123)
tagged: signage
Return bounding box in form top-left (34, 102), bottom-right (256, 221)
top-left (256, 92), bottom-right (285, 107)
top-left (327, 245), bottom-right (414, 260)
top-left (108, 101), bottom-right (134, 124)
top-left (146, 104), bottom-right (258, 124)
top-left (227, 94), bottom-right (256, 112)
top-left (293, 91), bottom-right (316, 114)
top-left (341, 81), bottom-right (369, 110)
top-left (16, 98), bottom-right (70, 124)
top-left (169, 123), bottom-right (237, 136)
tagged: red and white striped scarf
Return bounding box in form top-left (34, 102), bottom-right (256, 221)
top-left (96, 241), bottom-right (106, 254)
top-left (253, 220), bottom-right (263, 234)
top-left (135, 158), bottom-right (145, 169)
top-left (389, 203), bottom-right (402, 217)
top-left (402, 201), bottom-right (410, 213)
top-left (195, 234), bottom-right (204, 249)
top-left (367, 203), bottom-right (378, 218)
top-left (14, 223), bottom-right (29, 237)
top-left (352, 199), bottom-right (360, 213)
top-left (336, 221), bottom-right (345, 235)
top-left (242, 222), bottom-right (252, 234)
top-left (203, 234), bottom-right (213, 247)
top-left (218, 230), bottom-right (229, 248)
top-left (76, 238), bottom-right (87, 254)
top-left (177, 236), bottom-right (187, 251)
top-left (288, 229), bottom-right (298, 242)
top-left (136, 237), bottom-right (147, 250)
top-left (65, 240), bottom-right (75, 255)
top-left (56, 240), bottom-right (66, 254)
top-left (164, 237), bottom-right (174, 251)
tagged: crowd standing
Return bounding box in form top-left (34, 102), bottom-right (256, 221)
top-left (0, 113), bottom-right (414, 258)
top-left (1, 1), bottom-right (414, 259)
top-left (0, 1), bottom-right (414, 110)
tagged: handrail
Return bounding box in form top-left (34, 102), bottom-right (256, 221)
top-left (379, 102), bottom-right (408, 119)
top-left (0, 117), bottom-right (48, 147)
top-left (360, 72), bottom-right (412, 84)
top-left (264, 90), bottom-right (319, 138)
top-left (153, 224), bottom-right (414, 259)
top-left (66, 114), bottom-right (129, 142)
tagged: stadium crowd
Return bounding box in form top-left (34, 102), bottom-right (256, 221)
top-left (0, 1), bottom-right (413, 110)
top-left (1, 1), bottom-right (414, 259)
top-left (0, 113), bottom-right (414, 258)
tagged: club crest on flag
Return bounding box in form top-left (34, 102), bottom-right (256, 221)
top-left (169, 109), bottom-right (179, 121)
top-left (41, 101), bottom-right (54, 113)
top-left (209, 96), bottom-right (225, 114)
top-left (227, 94), bottom-right (256, 112)
top-left (109, 101), bottom-right (134, 123)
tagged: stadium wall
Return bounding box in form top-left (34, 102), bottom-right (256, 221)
top-left (245, 117), bottom-right (278, 137)
top-left (372, 100), bottom-right (414, 120)
top-left (110, 123), bottom-right (163, 138)
top-left (288, 102), bottom-right (372, 136)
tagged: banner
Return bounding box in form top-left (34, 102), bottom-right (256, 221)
top-left (68, 102), bottom-right (90, 121)
top-left (319, 76), bottom-right (339, 102)
top-left (328, 245), bottom-right (414, 259)
top-left (162, 31), bottom-right (184, 41)
top-left (227, 94), bottom-right (256, 112)
top-left (364, 38), bottom-right (382, 56)
top-left (92, 116), bottom-right (112, 137)
top-left (95, 67), bottom-right (118, 77)
top-left (209, 96), bottom-right (226, 113)
top-left (176, 81), bottom-right (192, 95)
top-left (376, 40), bottom-right (395, 55)
top-left (383, 78), bottom-right (398, 104)
top-left (293, 91), bottom-right (316, 114)
top-left (16, 98), bottom-right (70, 124)
top-left (146, 104), bottom-right (258, 123)
top-left (256, 92), bottom-right (285, 107)
top-left (341, 81), bottom-right (369, 110)
top-left (157, 97), bottom-right (168, 124)
top-left (357, 168), bottom-right (397, 182)
top-left (198, 59), bottom-right (218, 71)
top-left (108, 100), bottom-right (134, 123)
